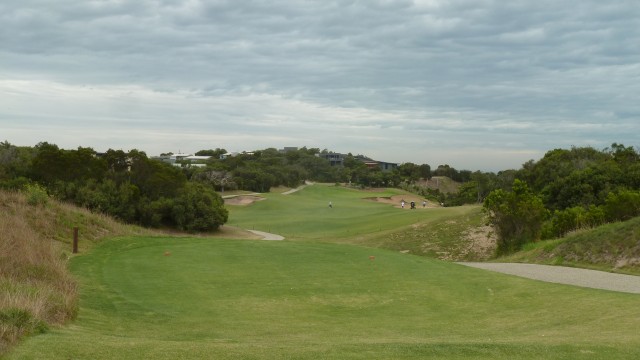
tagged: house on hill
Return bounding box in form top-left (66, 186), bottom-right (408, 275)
top-left (318, 152), bottom-right (346, 166)
top-left (153, 153), bottom-right (211, 167)
top-left (317, 152), bottom-right (397, 172)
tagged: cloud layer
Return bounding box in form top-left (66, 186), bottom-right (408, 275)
top-left (2, 0), bottom-right (639, 171)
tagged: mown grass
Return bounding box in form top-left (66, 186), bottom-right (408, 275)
top-left (7, 236), bottom-right (640, 359)
top-left (0, 190), bottom-right (153, 354)
top-left (6, 184), bottom-right (640, 359)
top-left (500, 217), bottom-right (640, 275)
top-left (227, 184), bottom-right (490, 260)
top-left (227, 184), bottom-right (474, 241)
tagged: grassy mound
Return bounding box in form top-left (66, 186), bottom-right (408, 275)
top-left (499, 217), bottom-right (640, 274)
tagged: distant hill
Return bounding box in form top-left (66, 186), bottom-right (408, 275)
top-left (416, 176), bottom-right (461, 194)
top-left (499, 216), bottom-right (640, 275)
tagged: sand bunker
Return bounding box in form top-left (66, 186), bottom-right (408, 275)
top-left (365, 194), bottom-right (439, 208)
top-left (224, 195), bottom-right (265, 206)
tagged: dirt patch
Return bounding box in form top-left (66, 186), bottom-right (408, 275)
top-left (460, 225), bottom-right (497, 260)
top-left (615, 257), bottom-right (640, 269)
top-left (224, 195), bottom-right (266, 206)
top-left (364, 194), bottom-right (440, 208)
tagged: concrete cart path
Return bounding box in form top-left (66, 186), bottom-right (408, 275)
top-left (282, 181), bottom-right (314, 195)
top-left (248, 230), bottom-right (285, 241)
top-left (457, 262), bottom-right (640, 294)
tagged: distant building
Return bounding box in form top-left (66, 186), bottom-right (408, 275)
top-left (153, 153), bottom-right (211, 167)
top-left (317, 152), bottom-right (397, 172)
top-left (318, 152), bottom-right (346, 166)
top-left (220, 152), bottom-right (240, 160)
top-left (280, 147), bottom-right (298, 153)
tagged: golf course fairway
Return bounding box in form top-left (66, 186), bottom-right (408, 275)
top-left (7, 185), bottom-right (640, 359)
top-left (7, 236), bottom-right (640, 359)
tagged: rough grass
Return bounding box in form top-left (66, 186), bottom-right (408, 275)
top-left (376, 205), bottom-right (497, 261)
top-left (0, 190), bottom-right (153, 355)
top-left (499, 216), bottom-right (640, 275)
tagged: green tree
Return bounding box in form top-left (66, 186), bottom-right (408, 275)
top-left (398, 162), bottom-right (422, 183)
top-left (604, 189), bottom-right (640, 222)
top-left (483, 180), bottom-right (548, 255)
top-left (192, 169), bottom-right (236, 192)
top-left (128, 150), bottom-right (186, 199)
top-left (233, 165), bottom-right (275, 192)
top-left (195, 148), bottom-right (227, 158)
top-left (0, 142), bottom-right (35, 189)
top-left (171, 183), bottom-right (228, 232)
top-left (419, 164), bottom-right (431, 179)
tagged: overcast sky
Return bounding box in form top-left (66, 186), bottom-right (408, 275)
top-left (1, 0), bottom-right (638, 171)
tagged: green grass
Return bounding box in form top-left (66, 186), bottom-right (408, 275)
top-left (227, 185), bottom-right (476, 244)
top-left (500, 217), bottom-right (640, 275)
top-left (227, 184), bottom-right (488, 260)
top-left (6, 236), bottom-right (640, 359)
top-left (6, 185), bottom-right (640, 359)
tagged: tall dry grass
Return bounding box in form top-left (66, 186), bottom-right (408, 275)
top-left (0, 190), bottom-right (153, 354)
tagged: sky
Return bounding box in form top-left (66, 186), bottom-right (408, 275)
top-left (1, 0), bottom-right (639, 172)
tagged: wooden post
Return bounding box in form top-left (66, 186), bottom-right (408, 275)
top-left (73, 227), bottom-right (79, 254)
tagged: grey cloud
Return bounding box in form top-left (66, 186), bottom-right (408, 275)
top-left (1, 0), bottom-right (639, 170)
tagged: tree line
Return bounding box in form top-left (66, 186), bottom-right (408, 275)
top-left (4, 140), bottom-right (635, 247)
top-left (0, 142), bottom-right (227, 232)
top-left (0, 142), bottom-right (441, 231)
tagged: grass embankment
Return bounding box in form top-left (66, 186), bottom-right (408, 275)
top-left (0, 190), bottom-right (153, 354)
top-left (500, 217), bottom-right (640, 275)
top-left (7, 237), bottom-right (640, 359)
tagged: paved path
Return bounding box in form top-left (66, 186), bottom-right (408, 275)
top-left (248, 230), bottom-right (284, 241)
top-left (457, 262), bottom-right (640, 294)
top-left (281, 181), bottom-right (314, 195)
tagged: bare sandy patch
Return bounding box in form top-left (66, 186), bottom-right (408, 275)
top-left (224, 195), bottom-right (266, 206)
top-left (460, 225), bottom-right (497, 260)
top-left (364, 194), bottom-right (440, 208)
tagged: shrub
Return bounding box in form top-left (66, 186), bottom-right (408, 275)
top-left (171, 183), bottom-right (228, 232)
top-left (24, 183), bottom-right (49, 206)
top-left (0, 308), bottom-right (48, 349)
top-left (483, 180), bottom-right (548, 255)
top-left (604, 189), bottom-right (640, 222)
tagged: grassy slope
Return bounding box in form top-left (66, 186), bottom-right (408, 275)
top-left (0, 190), bottom-right (157, 354)
top-left (0, 189), bottom-right (261, 356)
top-left (226, 184), bottom-right (489, 260)
top-left (7, 237), bottom-right (640, 359)
top-left (500, 217), bottom-right (640, 275)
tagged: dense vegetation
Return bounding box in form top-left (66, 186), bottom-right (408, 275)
top-left (501, 216), bottom-right (640, 274)
top-left (3, 140), bottom-right (638, 252)
top-left (0, 142), bottom-right (444, 230)
top-left (0, 142), bottom-right (227, 232)
top-left (483, 144), bottom-right (640, 254)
